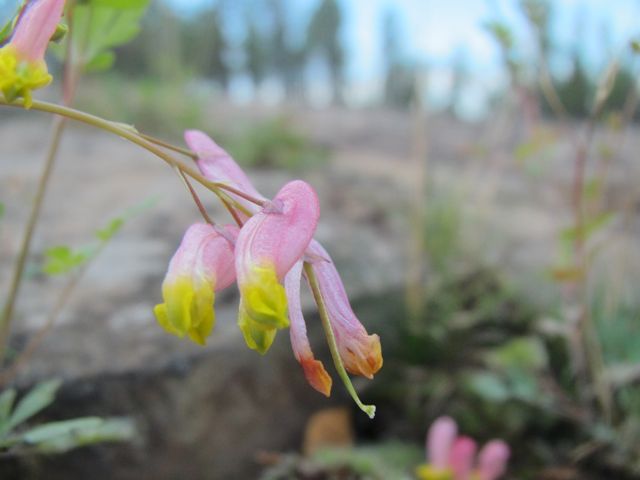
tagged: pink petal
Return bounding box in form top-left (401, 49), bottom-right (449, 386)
top-left (10, 0), bottom-right (65, 63)
top-left (307, 240), bottom-right (382, 379)
top-left (235, 180), bottom-right (320, 353)
top-left (477, 440), bottom-right (510, 480)
top-left (184, 130), bottom-right (265, 211)
top-left (426, 416), bottom-right (458, 470)
top-left (449, 436), bottom-right (477, 480)
top-left (286, 261), bottom-right (332, 396)
top-left (236, 180), bottom-right (319, 281)
top-left (166, 223), bottom-right (237, 290)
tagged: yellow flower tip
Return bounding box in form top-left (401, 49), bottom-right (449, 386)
top-left (0, 46), bottom-right (52, 108)
top-left (415, 464), bottom-right (454, 480)
top-left (154, 277), bottom-right (216, 346)
top-left (238, 305), bottom-right (277, 354)
top-left (237, 265), bottom-right (290, 354)
top-left (242, 265), bottom-right (289, 328)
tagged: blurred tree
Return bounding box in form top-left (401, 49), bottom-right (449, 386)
top-left (182, 6), bottom-right (230, 92)
top-left (448, 47), bottom-right (469, 116)
top-left (269, 0), bottom-right (306, 101)
top-left (381, 8), bottom-right (416, 109)
top-left (307, 0), bottom-right (345, 104)
top-left (244, 16), bottom-right (267, 92)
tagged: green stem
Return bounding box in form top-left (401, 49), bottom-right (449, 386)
top-left (140, 132), bottom-right (198, 160)
top-left (0, 115), bottom-right (67, 361)
top-left (174, 167), bottom-right (214, 225)
top-left (304, 262), bottom-right (376, 419)
top-left (0, 99), bottom-right (266, 208)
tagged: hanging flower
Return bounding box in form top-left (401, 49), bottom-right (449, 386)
top-left (178, 130), bottom-right (382, 414)
top-left (0, 0), bottom-right (65, 107)
top-left (154, 223), bottom-right (238, 346)
top-left (235, 180), bottom-right (319, 354)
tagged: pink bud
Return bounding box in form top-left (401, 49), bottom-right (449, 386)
top-left (477, 440), bottom-right (510, 480)
top-left (426, 416), bottom-right (458, 470)
top-left (10, 0), bottom-right (65, 64)
top-left (184, 130), bottom-right (265, 212)
top-left (307, 240), bottom-right (382, 379)
top-left (449, 436), bottom-right (477, 480)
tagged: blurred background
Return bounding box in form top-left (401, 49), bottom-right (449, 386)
top-left (1, 0), bottom-right (640, 479)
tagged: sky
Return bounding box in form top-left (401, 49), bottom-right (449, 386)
top-left (163, 0), bottom-right (640, 115)
top-left (2, 0), bottom-right (639, 115)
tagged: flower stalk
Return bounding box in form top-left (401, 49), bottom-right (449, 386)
top-left (304, 262), bottom-right (376, 419)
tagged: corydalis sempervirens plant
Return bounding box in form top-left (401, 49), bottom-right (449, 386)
top-left (154, 130), bottom-right (383, 417)
top-left (0, 0), bottom-right (65, 108)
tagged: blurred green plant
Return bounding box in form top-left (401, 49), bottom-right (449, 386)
top-left (51, 0), bottom-right (150, 74)
top-left (260, 442), bottom-right (422, 480)
top-left (75, 75), bottom-right (205, 136)
top-left (0, 379), bottom-right (135, 456)
top-left (227, 117), bottom-right (328, 171)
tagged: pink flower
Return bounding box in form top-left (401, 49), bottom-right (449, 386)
top-left (427, 416), bottom-right (458, 470)
top-left (449, 437), bottom-right (477, 480)
top-left (477, 440), bottom-right (510, 480)
top-left (154, 223), bottom-right (237, 346)
top-left (417, 417), bottom-right (510, 480)
top-left (0, 0), bottom-right (65, 106)
top-left (235, 180), bottom-right (319, 354)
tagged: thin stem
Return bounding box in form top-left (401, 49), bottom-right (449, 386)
top-left (0, 117), bottom-right (66, 360)
top-left (0, 238), bottom-right (106, 387)
top-left (304, 262), bottom-right (376, 419)
top-left (140, 132), bottom-right (198, 160)
top-left (0, 262), bottom-right (85, 387)
top-left (0, 99), bottom-right (266, 208)
top-left (174, 167), bottom-right (215, 225)
top-left (209, 181), bottom-right (265, 207)
top-left (219, 195), bottom-right (244, 227)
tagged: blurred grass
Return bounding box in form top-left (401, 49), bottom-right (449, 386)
top-left (75, 75), bottom-right (328, 171)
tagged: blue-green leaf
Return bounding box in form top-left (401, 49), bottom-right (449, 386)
top-left (4, 379), bottom-right (62, 433)
top-left (0, 389), bottom-right (16, 425)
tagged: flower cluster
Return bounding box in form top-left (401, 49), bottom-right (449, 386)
top-left (0, 0), bottom-right (65, 108)
top-left (154, 130), bottom-right (383, 412)
top-left (416, 416), bottom-right (510, 480)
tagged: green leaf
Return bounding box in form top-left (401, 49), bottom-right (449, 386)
top-left (486, 336), bottom-right (548, 372)
top-left (43, 246), bottom-right (93, 275)
top-left (0, 1), bottom-right (23, 45)
top-left (70, 3), bottom-right (148, 70)
top-left (0, 202), bottom-right (4, 220)
top-left (0, 389), bottom-right (16, 424)
top-left (84, 51), bottom-right (116, 72)
top-left (465, 372), bottom-right (510, 402)
top-left (25, 417), bottom-right (136, 454)
top-left (4, 380), bottom-right (61, 433)
top-left (22, 417), bottom-right (103, 444)
top-left (95, 217), bottom-right (124, 242)
top-left (559, 212), bottom-right (614, 246)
